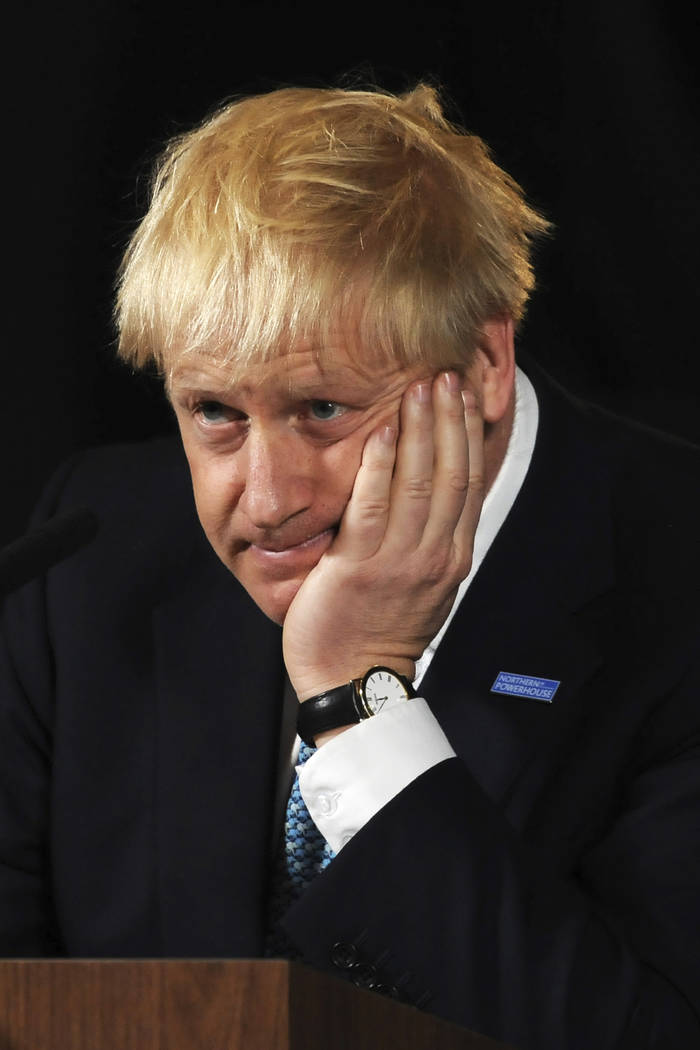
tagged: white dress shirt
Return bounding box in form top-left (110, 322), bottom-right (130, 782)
top-left (296, 368), bottom-right (539, 854)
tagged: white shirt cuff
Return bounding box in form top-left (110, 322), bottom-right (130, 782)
top-left (297, 698), bottom-right (455, 854)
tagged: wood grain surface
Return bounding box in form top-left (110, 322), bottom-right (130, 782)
top-left (0, 959), bottom-right (513, 1050)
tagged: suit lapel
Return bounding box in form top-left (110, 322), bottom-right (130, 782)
top-left (152, 534), bottom-right (284, 955)
top-left (422, 363), bottom-right (617, 811)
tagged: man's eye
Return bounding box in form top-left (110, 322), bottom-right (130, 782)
top-left (308, 400), bottom-right (345, 422)
top-left (196, 401), bottom-right (232, 424)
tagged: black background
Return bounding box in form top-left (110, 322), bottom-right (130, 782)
top-left (4, 0), bottom-right (699, 547)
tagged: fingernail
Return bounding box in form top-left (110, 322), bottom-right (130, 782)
top-left (414, 381), bottom-right (431, 403)
top-left (462, 389), bottom-right (477, 412)
top-left (443, 370), bottom-right (461, 394)
top-left (379, 424), bottom-right (397, 445)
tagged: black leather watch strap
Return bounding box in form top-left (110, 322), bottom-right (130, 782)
top-left (297, 682), bottom-right (362, 747)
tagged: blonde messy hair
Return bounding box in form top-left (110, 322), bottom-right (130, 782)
top-left (116, 82), bottom-right (551, 377)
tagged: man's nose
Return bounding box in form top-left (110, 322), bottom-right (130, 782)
top-left (237, 426), bottom-right (315, 530)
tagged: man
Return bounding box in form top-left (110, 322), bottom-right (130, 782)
top-left (1, 84), bottom-right (698, 1048)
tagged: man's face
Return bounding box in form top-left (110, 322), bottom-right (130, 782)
top-left (169, 340), bottom-right (424, 624)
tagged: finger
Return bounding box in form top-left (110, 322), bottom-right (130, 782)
top-left (420, 370), bottom-right (470, 551)
top-left (452, 389), bottom-right (485, 568)
top-left (384, 378), bottom-right (435, 548)
top-left (333, 424), bottom-right (398, 560)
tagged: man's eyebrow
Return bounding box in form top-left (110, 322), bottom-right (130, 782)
top-left (169, 367), bottom-right (224, 386)
top-left (168, 367), bottom-right (241, 396)
top-left (169, 365), bottom-right (369, 394)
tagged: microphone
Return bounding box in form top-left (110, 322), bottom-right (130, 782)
top-left (0, 509), bottom-right (99, 597)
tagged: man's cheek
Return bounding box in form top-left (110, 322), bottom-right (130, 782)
top-left (191, 484), bottom-right (232, 552)
top-left (339, 428), bottom-right (381, 492)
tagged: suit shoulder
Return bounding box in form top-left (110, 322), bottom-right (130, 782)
top-left (587, 399), bottom-right (699, 466)
top-left (583, 404), bottom-right (700, 609)
top-left (526, 364), bottom-right (699, 612)
top-left (584, 403), bottom-right (700, 523)
top-left (44, 435), bottom-right (192, 517)
top-left (31, 435), bottom-right (206, 596)
top-left (533, 363), bottom-right (700, 523)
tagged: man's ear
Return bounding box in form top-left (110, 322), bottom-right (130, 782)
top-left (468, 317), bottom-right (516, 423)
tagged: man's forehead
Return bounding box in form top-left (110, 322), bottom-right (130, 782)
top-left (168, 340), bottom-right (413, 393)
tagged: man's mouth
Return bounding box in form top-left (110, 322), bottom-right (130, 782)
top-left (250, 526), bottom-right (336, 554)
top-left (246, 527), bottom-right (337, 568)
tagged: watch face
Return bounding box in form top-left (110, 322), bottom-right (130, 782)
top-left (363, 668), bottom-right (410, 715)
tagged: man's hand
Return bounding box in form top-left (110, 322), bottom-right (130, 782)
top-left (282, 370), bottom-right (484, 702)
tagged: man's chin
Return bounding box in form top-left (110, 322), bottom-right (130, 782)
top-left (223, 537), bottom-right (332, 624)
top-left (237, 574), bottom-right (304, 626)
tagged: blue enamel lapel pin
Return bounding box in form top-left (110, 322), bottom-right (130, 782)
top-left (491, 671), bottom-right (561, 703)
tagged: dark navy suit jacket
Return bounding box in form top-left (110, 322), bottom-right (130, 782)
top-left (1, 363), bottom-right (698, 1049)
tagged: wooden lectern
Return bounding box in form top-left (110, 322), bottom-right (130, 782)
top-left (0, 959), bottom-right (514, 1049)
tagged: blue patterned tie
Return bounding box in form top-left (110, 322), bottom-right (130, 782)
top-left (265, 740), bottom-right (335, 957)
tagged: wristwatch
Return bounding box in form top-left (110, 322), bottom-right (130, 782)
top-left (297, 665), bottom-right (416, 747)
